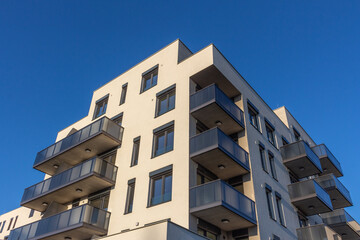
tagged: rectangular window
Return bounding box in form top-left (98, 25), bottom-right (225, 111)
top-left (120, 83), bottom-right (128, 105)
top-left (272, 235), bottom-right (280, 240)
top-left (248, 101), bottom-right (259, 130)
top-left (101, 150), bottom-right (117, 164)
top-left (29, 209), bottom-right (34, 218)
top-left (276, 193), bottom-right (285, 226)
top-left (89, 191), bottom-right (110, 210)
top-left (152, 122), bottom-right (174, 157)
top-left (0, 220), bottom-right (5, 233)
top-left (259, 144), bottom-right (268, 173)
top-left (282, 136), bottom-right (289, 146)
top-left (12, 216), bottom-right (18, 229)
top-left (131, 137), bottom-right (140, 166)
top-left (268, 151), bottom-right (277, 180)
top-left (293, 127), bottom-right (301, 141)
top-left (141, 65), bottom-right (158, 92)
top-left (93, 94), bottom-right (109, 119)
top-left (265, 119), bottom-right (276, 146)
top-left (266, 187), bottom-right (275, 220)
top-left (149, 167), bottom-right (172, 206)
top-left (125, 179), bottom-right (136, 214)
top-left (7, 218), bottom-right (13, 231)
top-left (197, 227), bottom-right (218, 240)
top-left (112, 113), bottom-right (123, 125)
top-left (156, 85), bottom-right (175, 117)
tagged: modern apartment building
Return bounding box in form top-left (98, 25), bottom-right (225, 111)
top-left (0, 39), bottom-right (359, 240)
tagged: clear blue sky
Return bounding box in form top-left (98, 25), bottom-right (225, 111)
top-left (1, 0), bottom-right (359, 221)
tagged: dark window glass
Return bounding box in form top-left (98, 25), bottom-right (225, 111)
top-left (293, 128), bottom-right (301, 141)
top-left (153, 125), bottom-right (174, 157)
top-left (273, 235), bottom-right (280, 240)
top-left (29, 209), bottom-right (34, 218)
top-left (266, 122), bottom-right (275, 146)
top-left (0, 221), bottom-right (5, 233)
top-left (12, 216), bottom-right (18, 229)
top-left (131, 137), bottom-right (140, 166)
top-left (141, 67), bottom-right (158, 92)
top-left (248, 106), bottom-right (259, 130)
top-left (101, 151), bottom-right (117, 164)
top-left (282, 136), bottom-right (289, 146)
top-left (259, 145), bottom-right (268, 172)
top-left (268, 152), bottom-right (277, 180)
top-left (113, 114), bottom-right (123, 126)
top-left (125, 181), bottom-right (135, 214)
top-left (7, 218), bottom-right (13, 231)
top-left (276, 196), bottom-right (285, 226)
top-left (120, 84), bottom-right (127, 105)
top-left (156, 88), bottom-right (175, 116)
top-left (197, 228), bottom-right (217, 240)
top-left (93, 96), bottom-right (108, 119)
top-left (266, 189), bottom-right (275, 220)
top-left (149, 171), bottom-right (172, 206)
top-left (89, 192), bottom-right (110, 210)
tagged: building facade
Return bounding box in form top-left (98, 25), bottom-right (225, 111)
top-left (1, 40), bottom-right (359, 240)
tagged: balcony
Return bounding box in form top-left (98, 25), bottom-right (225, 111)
top-left (280, 140), bottom-right (322, 178)
top-left (288, 179), bottom-right (333, 216)
top-left (8, 204), bottom-right (110, 240)
top-left (34, 117), bottom-right (124, 175)
top-left (315, 174), bottom-right (352, 209)
top-left (297, 224), bottom-right (341, 240)
top-left (190, 180), bottom-right (257, 231)
top-left (21, 158), bottom-right (117, 212)
top-left (321, 209), bottom-right (360, 240)
top-left (312, 144), bottom-right (343, 177)
top-left (190, 84), bottom-right (245, 135)
top-left (190, 128), bottom-right (250, 179)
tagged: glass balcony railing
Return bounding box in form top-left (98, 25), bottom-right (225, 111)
top-left (8, 205), bottom-right (110, 240)
top-left (190, 84), bottom-right (245, 129)
top-left (297, 224), bottom-right (340, 240)
top-left (321, 209), bottom-right (360, 238)
top-left (34, 117), bottom-right (124, 167)
top-left (311, 144), bottom-right (343, 176)
top-left (190, 180), bottom-right (256, 224)
top-left (21, 158), bottom-right (117, 205)
top-left (315, 174), bottom-right (352, 207)
top-left (190, 127), bottom-right (250, 172)
top-left (289, 179), bottom-right (332, 209)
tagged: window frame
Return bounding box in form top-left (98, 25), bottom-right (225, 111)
top-left (152, 121), bottom-right (175, 158)
top-left (293, 127), bottom-right (301, 141)
top-left (155, 85), bottom-right (176, 117)
top-left (112, 112), bottom-right (123, 126)
top-left (281, 136), bottom-right (289, 146)
top-left (93, 94), bottom-right (109, 120)
top-left (265, 185), bottom-right (276, 220)
top-left (120, 83), bottom-right (128, 105)
top-left (148, 165), bottom-right (173, 207)
top-left (140, 65), bottom-right (158, 93)
top-left (265, 119), bottom-right (276, 147)
top-left (259, 143), bottom-right (268, 173)
top-left (131, 136), bottom-right (141, 167)
top-left (247, 100), bottom-right (260, 131)
top-left (268, 151), bottom-right (278, 180)
top-left (275, 192), bottom-right (285, 227)
top-left (124, 179), bottom-right (136, 214)
top-left (0, 220), bottom-right (5, 233)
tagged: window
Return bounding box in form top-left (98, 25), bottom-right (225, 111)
top-left (93, 94), bottom-right (109, 119)
top-left (0, 220), bottom-right (5, 233)
top-left (131, 137), bottom-right (140, 166)
top-left (247, 101), bottom-right (259, 130)
top-left (148, 165), bottom-right (172, 206)
top-left (7, 218), bottom-right (13, 231)
top-left (275, 193), bottom-right (285, 226)
top-left (272, 235), bottom-right (280, 240)
top-left (152, 121), bottom-right (174, 157)
top-left (265, 119), bottom-right (276, 146)
top-left (293, 127), bottom-right (301, 141)
top-left (265, 186), bottom-right (275, 220)
top-left (125, 179), bottom-right (135, 214)
top-left (156, 85), bottom-right (175, 117)
top-left (112, 113), bottom-right (123, 125)
top-left (72, 198), bottom-right (80, 208)
top-left (268, 151), bottom-right (277, 180)
top-left (282, 136), bottom-right (289, 146)
top-left (141, 65), bottom-right (158, 92)
top-left (120, 83), bottom-right (128, 105)
top-left (101, 150), bottom-right (117, 164)
top-left (197, 227), bottom-right (218, 240)
top-left (259, 144), bottom-right (268, 172)
top-left (29, 209), bottom-right (34, 218)
top-left (89, 191), bottom-right (110, 210)
top-left (12, 216), bottom-right (18, 229)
